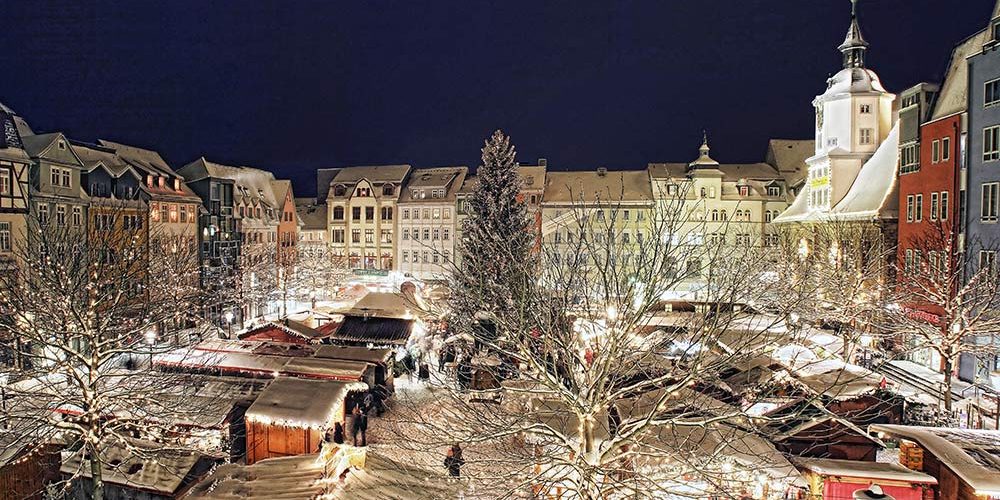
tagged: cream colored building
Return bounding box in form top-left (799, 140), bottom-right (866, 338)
top-left (322, 165), bottom-right (410, 270)
top-left (396, 166), bottom-right (467, 281)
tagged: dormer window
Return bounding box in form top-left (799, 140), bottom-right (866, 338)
top-left (333, 185), bottom-right (346, 197)
top-left (147, 175), bottom-right (154, 188)
top-left (174, 178), bottom-right (181, 191)
top-left (382, 184), bottom-right (394, 196)
top-left (993, 20), bottom-right (1000, 41)
top-left (738, 186), bottom-right (749, 197)
top-left (356, 187), bottom-right (371, 197)
top-left (158, 176), bottom-right (165, 188)
top-left (768, 186), bottom-right (781, 197)
top-left (57, 140), bottom-right (66, 150)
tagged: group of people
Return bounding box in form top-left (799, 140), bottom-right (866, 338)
top-left (324, 388), bottom-right (387, 448)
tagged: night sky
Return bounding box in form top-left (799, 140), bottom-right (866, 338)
top-left (1, 0), bottom-right (995, 196)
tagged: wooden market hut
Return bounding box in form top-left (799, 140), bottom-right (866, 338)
top-left (870, 424), bottom-right (1000, 500)
top-left (792, 457), bottom-right (936, 500)
top-left (0, 435), bottom-right (60, 500)
top-left (244, 378), bottom-right (367, 465)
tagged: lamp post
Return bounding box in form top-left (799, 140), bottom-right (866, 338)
top-left (144, 328), bottom-right (156, 368)
top-left (224, 310), bottom-right (235, 339)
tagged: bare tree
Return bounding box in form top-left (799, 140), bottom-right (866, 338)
top-left (0, 203), bottom-right (214, 499)
top-left (888, 221), bottom-right (1000, 414)
top-left (381, 187), bottom-right (842, 498)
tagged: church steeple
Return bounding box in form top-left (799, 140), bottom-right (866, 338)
top-left (838, 0), bottom-right (868, 69)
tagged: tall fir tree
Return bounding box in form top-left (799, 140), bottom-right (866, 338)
top-left (450, 130), bottom-right (536, 338)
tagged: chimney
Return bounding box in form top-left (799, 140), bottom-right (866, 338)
top-left (538, 158), bottom-right (547, 167)
top-left (597, 167), bottom-right (608, 177)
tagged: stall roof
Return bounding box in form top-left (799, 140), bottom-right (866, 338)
top-left (185, 454), bottom-right (326, 499)
top-left (61, 438), bottom-right (215, 496)
top-left (314, 345), bottom-right (394, 364)
top-left (154, 342), bottom-right (373, 382)
top-left (870, 424), bottom-right (1000, 495)
top-left (247, 378), bottom-right (366, 429)
top-left (332, 316), bottom-right (413, 346)
top-left (793, 457), bottom-right (936, 484)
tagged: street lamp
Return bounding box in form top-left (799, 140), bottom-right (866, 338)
top-left (144, 328), bottom-right (157, 368)
top-left (224, 310), bottom-right (235, 339)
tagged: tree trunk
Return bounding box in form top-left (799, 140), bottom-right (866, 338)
top-left (942, 357), bottom-right (954, 413)
top-left (88, 440), bottom-right (104, 500)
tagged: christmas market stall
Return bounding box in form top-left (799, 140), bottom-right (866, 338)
top-left (792, 457), bottom-right (936, 500)
top-left (0, 430), bottom-right (60, 500)
top-left (244, 377), bottom-right (367, 465)
top-left (870, 424), bottom-right (1000, 500)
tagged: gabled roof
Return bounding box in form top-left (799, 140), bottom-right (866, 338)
top-left (294, 201), bottom-right (328, 231)
top-left (270, 179), bottom-right (292, 206)
top-left (766, 139), bottom-right (814, 188)
top-left (21, 132), bottom-right (84, 166)
top-left (330, 165), bottom-right (411, 184)
top-left (542, 169), bottom-right (653, 204)
top-left (98, 139), bottom-right (174, 177)
top-left (71, 142), bottom-right (139, 178)
top-left (398, 166), bottom-right (467, 203)
top-left (930, 28), bottom-right (991, 121)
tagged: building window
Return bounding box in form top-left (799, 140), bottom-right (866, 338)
top-left (422, 251), bottom-right (429, 263)
top-left (402, 209), bottom-right (409, 219)
top-left (332, 206), bottom-right (344, 220)
top-left (365, 229), bottom-right (374, 244)
top-left (382, 184), bottom-right (394, 196)
top-left (983, 183), bottom-right (1000, 222)
top-left (932, 140), bottom-right (940, 163)
top-left (987, 78), bottom-right (1000, 108)
top-left (900, 143), bottom-right (919, 174)
top-left (151, 202), bottom-right (160, 222)
top-left (356, 187), bottom-right (371, 197)
top-left (443, 208), bottom-right (451, 219)
top-left (914, 194), bottom-right (923, 222)
top-left (365, 207), bottom-right (375, 220)
top-left (940, 191), bottom-right (949, 221)
top-left (423, 208), bottom-right (431, 219)
top-left (942, 137), bottom-right (951, 162)
top-left (906, 195), bottom-right (915, 223)
top-left (905, 249), bottom-right (914, 274)
top-left (73, 206), bottom-right (82, 226)
top-left (351, 229), bottom-right (361, 243)
top-left (859, 104), bottom-right (872, 114)
top-left (981, 250), bottom-right (997, 271)
top-left (0, 170), bottom-right (9, 195)
top-left (423, 228), bottom-right (430, 241)
top-left (381, 207), bottom-right (393, 220)
top-left (768, 186), bottom-right (780, 197)
top-left (985, 126), bottom-right (1000, 162)
top-left (443, 228), bottom-right (450, 241)
top-left (930, 192), bottom-right (939, 221)
top-left (0, 222), bottom-right (9, 252)
top-left (738, 185), bottom-right (749, 196)
top-left (56, 205), bottom-right (66, 225)
top-left (433, 208), bottom-right (441, 219)
top-left (169, 204), bottom-right (179, 223)
top-left (859, 128), bottom-right (874, 145)
top-left (38, 204), bottom-right (48, 225)
top-left (332, 229), bottom-right (345, 243)
top-left (402, 229), bottom-right (409, 240)
top-left (432, 228), bottom-right (440, 241)
top-left (381, 229), bottom-right (392, 244)
top-left (352, 207), bottom-right (362, 220)
top-left (402, 250), bottom-right (408, 263)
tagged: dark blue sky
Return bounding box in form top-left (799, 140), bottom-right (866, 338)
top-left (1, 0), bottom-right (995, 196)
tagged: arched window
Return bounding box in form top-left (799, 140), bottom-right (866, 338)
top-left (711, 210), bottom-right (719, 221)
top-left (700, 187), bottom-right (707, 198)
top-left (720, 210), bottom-right (727, 221)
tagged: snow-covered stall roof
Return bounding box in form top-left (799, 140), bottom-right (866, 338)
top-left (329, 450), bottom-right (466, 499)
top-left (246, 378), bottom-right (366, 430)
top-left (870, 424), bottom-right (1000, 495)
top-left (314, 345), bottom-right (394, 364)
top-left (61, 438), bottom-right (216, 496)
top-left (344, 291), bottom-right (417, 320)
top-left (185, 453), bottom-right (327, 499)
top-left (154, 340), bottom-right (373, 381)
top-left (792, 456), bottom-right (936, 484)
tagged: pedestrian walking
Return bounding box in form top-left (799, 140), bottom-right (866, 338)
top-left (418, 361), bottom-right (430, 383)
top-left (444, 443), bottom-right (465, 477)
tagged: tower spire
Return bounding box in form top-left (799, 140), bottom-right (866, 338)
top-left (839, 0), bottom-right (868, 69)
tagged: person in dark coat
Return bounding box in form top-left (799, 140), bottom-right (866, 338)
top-left (356, 408), bottom-right (368, 446)
top-left (418, 361), bottom-right (430, 383)
top-left (456, 357), bottom-right (473, 391)
top-left (444, 444), bottom-right (465, 477)
top-left (333, 422), bottom-right (345, 444)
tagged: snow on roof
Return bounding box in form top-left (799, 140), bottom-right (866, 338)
top-left (331, 165), bottom-right (411, 184)
top-left (185, 454), bottom-right (327, 499)
top-left (329, 450), bottom-right (465, 499)
top-left (820, 68), bottom-right (888, 100)
top-left (247, 378), bottom-right (366, 429)
top-left (314, 345), bottom-right (394, 364)
top-left (61, 438), bottom-right (215, 495)
top-left (931, 28), bottom-right (990, 121)
top-left (793, 456), bottom-right (937, 484)
top-left (542, 169), bottom-right (653, 204)
top-left (776, 124), bottom-right (899, 223)
top-left (870, 424), bottom-right (1000, 494)
top-left (154, 342), bottom-right (372, 382)
top-left (294, 202), bottom-right (327, 231)
top-left (766, 139), bottom-right (814, 188)
top-left (347, 291), bottom-right (417, 319)
top-left (397, 166), bottom-right (468, 203)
